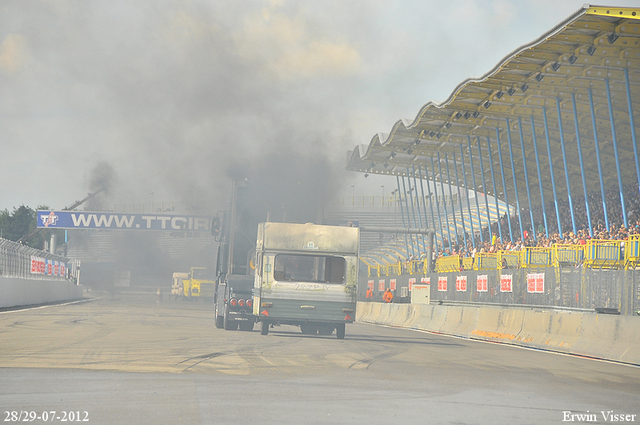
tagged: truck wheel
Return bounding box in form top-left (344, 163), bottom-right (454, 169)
top-left (214, 304), bottom-right (224, 329)
top-left (239, 321), bottom-right (254, 331)
top-left (223, 306), bottom-right (237, 330)
top-left (336, 323), bottom-right (345, 339)
top-left (300, 324), bottom-right (316, 334)
top-left (260, 321), bottom-right (269, 335)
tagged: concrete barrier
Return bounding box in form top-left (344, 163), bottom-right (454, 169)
top-left (0, 277), bottom-right (84, 308)
top-left (357, 302), bottom-right (640, 366)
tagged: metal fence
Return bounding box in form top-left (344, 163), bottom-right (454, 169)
top-left (0, 237), bottom-right (72, 281)
top-left (360, 267), bottom-right (640, 316)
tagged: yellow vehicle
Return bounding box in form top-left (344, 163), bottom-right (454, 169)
top-left (182, 267), bottom-right (215, 299)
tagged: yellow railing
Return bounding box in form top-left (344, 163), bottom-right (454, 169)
top-left (583, 239), bottom-right (623, 269)
top-left (366, 238), bottom-right (639, 276)
top-left (435, 255), bottom-right (461, 273)
top-left (474, 252), bottom-right (498, 270)
top-left (625, 235), bottom-right (640, 270)
top-left (522, 247), bottom-right (552, 268)
top-left (552, 244), bottom-right (585, 267)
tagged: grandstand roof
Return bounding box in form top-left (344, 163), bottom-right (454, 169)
top-left (347, 5), bottom-right (640, 212)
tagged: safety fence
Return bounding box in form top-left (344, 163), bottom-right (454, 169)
top-left (0, 237), bottom-right (71, 281)
top-left (360, 267), bottom-right (640, 316)
top-left (366, 236), bottom-right (640, 277)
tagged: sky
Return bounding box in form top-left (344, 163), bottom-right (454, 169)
top-left (1, 0), bottom-right (638, 214)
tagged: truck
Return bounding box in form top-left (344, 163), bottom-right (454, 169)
top-left (182, 267), bottom-right (215, 299)
top-left (214, 274), bottom-right (255, 331)
top-left (171, 272), bottom-right (189, 299)
top-left (252, 222), bottom-right (359, 339)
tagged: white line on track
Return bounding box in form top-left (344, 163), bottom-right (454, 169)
top-left (0, 297), bottom-right (100, 314)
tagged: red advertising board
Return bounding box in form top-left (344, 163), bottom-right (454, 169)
top-left (526, 273), bottom-right (545, 293)
top-left (477, 274), bottom-right (488, 292)
top-left (408, 277), bottom-right (416, 291)
top-left (455, 275), bottom-right (467, 292)
top-left (367, 280), bottom-right (374, 291)
top-left (437, 276), bottom-right (447, 291)
top-left (421, 277), bottom-right (430, 284)
top-left (378, 279), bottom-right (385, 292)
top-left (390, 279), bottom-right (397, 291)
top-left (500, 274), bottom-right (513, 292)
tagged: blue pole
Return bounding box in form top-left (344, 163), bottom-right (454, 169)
top-left (543, 106), bottom-right (563, 237)
top-left (467, 136), bottom-right (485, 243)
top-left (486, 136), bottom-right (503, 243)
top-left (495, 128), bottom-right (513, 241)
top-left (624, 69), bottom-right (640, 217)
top-left (444, 154), bottom-right (460, 247)
top-left (530, 115), bottom-right (548, 238)
top-left (588, 88), bottom-right (609, 232)
top-left (556, 97), bottom-right (578, 235)
top-left (410, 166), bottom-right (426, 255)
top-left (452, 152), bottom-right (468, 249)
top-left (430, 157), bottom-right (446, 252)
top-left (437, 152), bottom-right (453, 251)
top-left (517, 117), bottom-right (537, 241)
top-left (401, 174), bottom-right (417, 258)
top-left (571, 93), bottom-right (593, 237)
top-left (396, 175), bottom-right (411, 258)
top-left (417, 165), bottom-right (430, 252)
top-left (605, 79), bottom-right (628, 228)
top-left (422, 164), bottom-right (439, 252)
top-left (460, 145), bottom-right (476, 248)
top-left (506, 119), bottom-right (525, 242)
top-left (477, 137), bottom-right (494, 243)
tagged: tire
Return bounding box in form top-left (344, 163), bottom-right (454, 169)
top-left (336, 323), bottom-right (345, 339)
top-left (239, 321), bottom-right (254, 332)
top-left (223, 305), bottom-right (237, 330)
top-left (214, 304), bottom-right (224, 329)
top-left (300, 324), bottom-right (316, 334)
top-left (260, 320), bottom-right (269, 335)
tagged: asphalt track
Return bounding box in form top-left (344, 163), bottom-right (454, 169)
top-left (1, 293), bottom-right (639, 425)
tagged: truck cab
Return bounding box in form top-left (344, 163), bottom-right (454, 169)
top-left (183, 267), bottom-right (215, 299)
top-left (253, 222), bottom-right (359, 339)
top-left (215, 274), bottom-right (255, 331)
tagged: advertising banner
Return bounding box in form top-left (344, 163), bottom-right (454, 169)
top-left (37, 210), bottom-right (212, 232)
top-left (500, 274), bottom-right (513, 292)
top-left (477, 275), bottom-right (488, 292)
top-left (378, 279), bottom-right (385, 292)
top-left (455, 275), bottom-right (467, 292)
top-left (527, 273), bottom-right (545, 293)
top-left (437, 276), bottom-right (447, 291)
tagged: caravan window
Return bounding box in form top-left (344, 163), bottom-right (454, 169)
top-left (273, 254), bottom-right (346, 284)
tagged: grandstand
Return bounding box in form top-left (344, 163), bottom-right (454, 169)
top-left (347, 5), bottom-right (640, 267)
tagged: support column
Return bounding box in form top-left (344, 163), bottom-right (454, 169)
top-left (437, 152), bottom-right (453, 251)
top-left (506, 118), bottom-right (525, 242)
top-left (444, 154), bottom-right (460, 247)
top-left (588, 88), bottom-right (609, 232)
top-left (495, 127), bottom-right (513, 241)
top-left (452, 152), bottom-right (468, 249)
top-left (530, 115), bottom-right (549, 238)
top-left (571, 93), bottom-right (593, 237)
top-left (430, 157), bottom-right (446, 252)
top-left (467, 136), bottom-right (485, 243)
top-left (624, 69), bottom-right (640, 204)
top-left (543, 106), bottom-right (563, 237)
top-left (517, 117), bottom-right (537, 241)
top-left (460, 145), bottom-right (476, 248)
top-left (486, 136), bottom-right (503, 242)
top-left (556, 97), bottom-right (578, 235)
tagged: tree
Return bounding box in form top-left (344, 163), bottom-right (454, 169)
top-left (0, 205), bottom-right (57, 250)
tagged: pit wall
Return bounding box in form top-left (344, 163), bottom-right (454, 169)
top-left (357, 302), bottom-right (640, 366)
top-left (0, 277), bottom-right (84, 309)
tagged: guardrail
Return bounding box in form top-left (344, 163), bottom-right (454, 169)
top-left (0, 238), bottom-right (71, 281)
